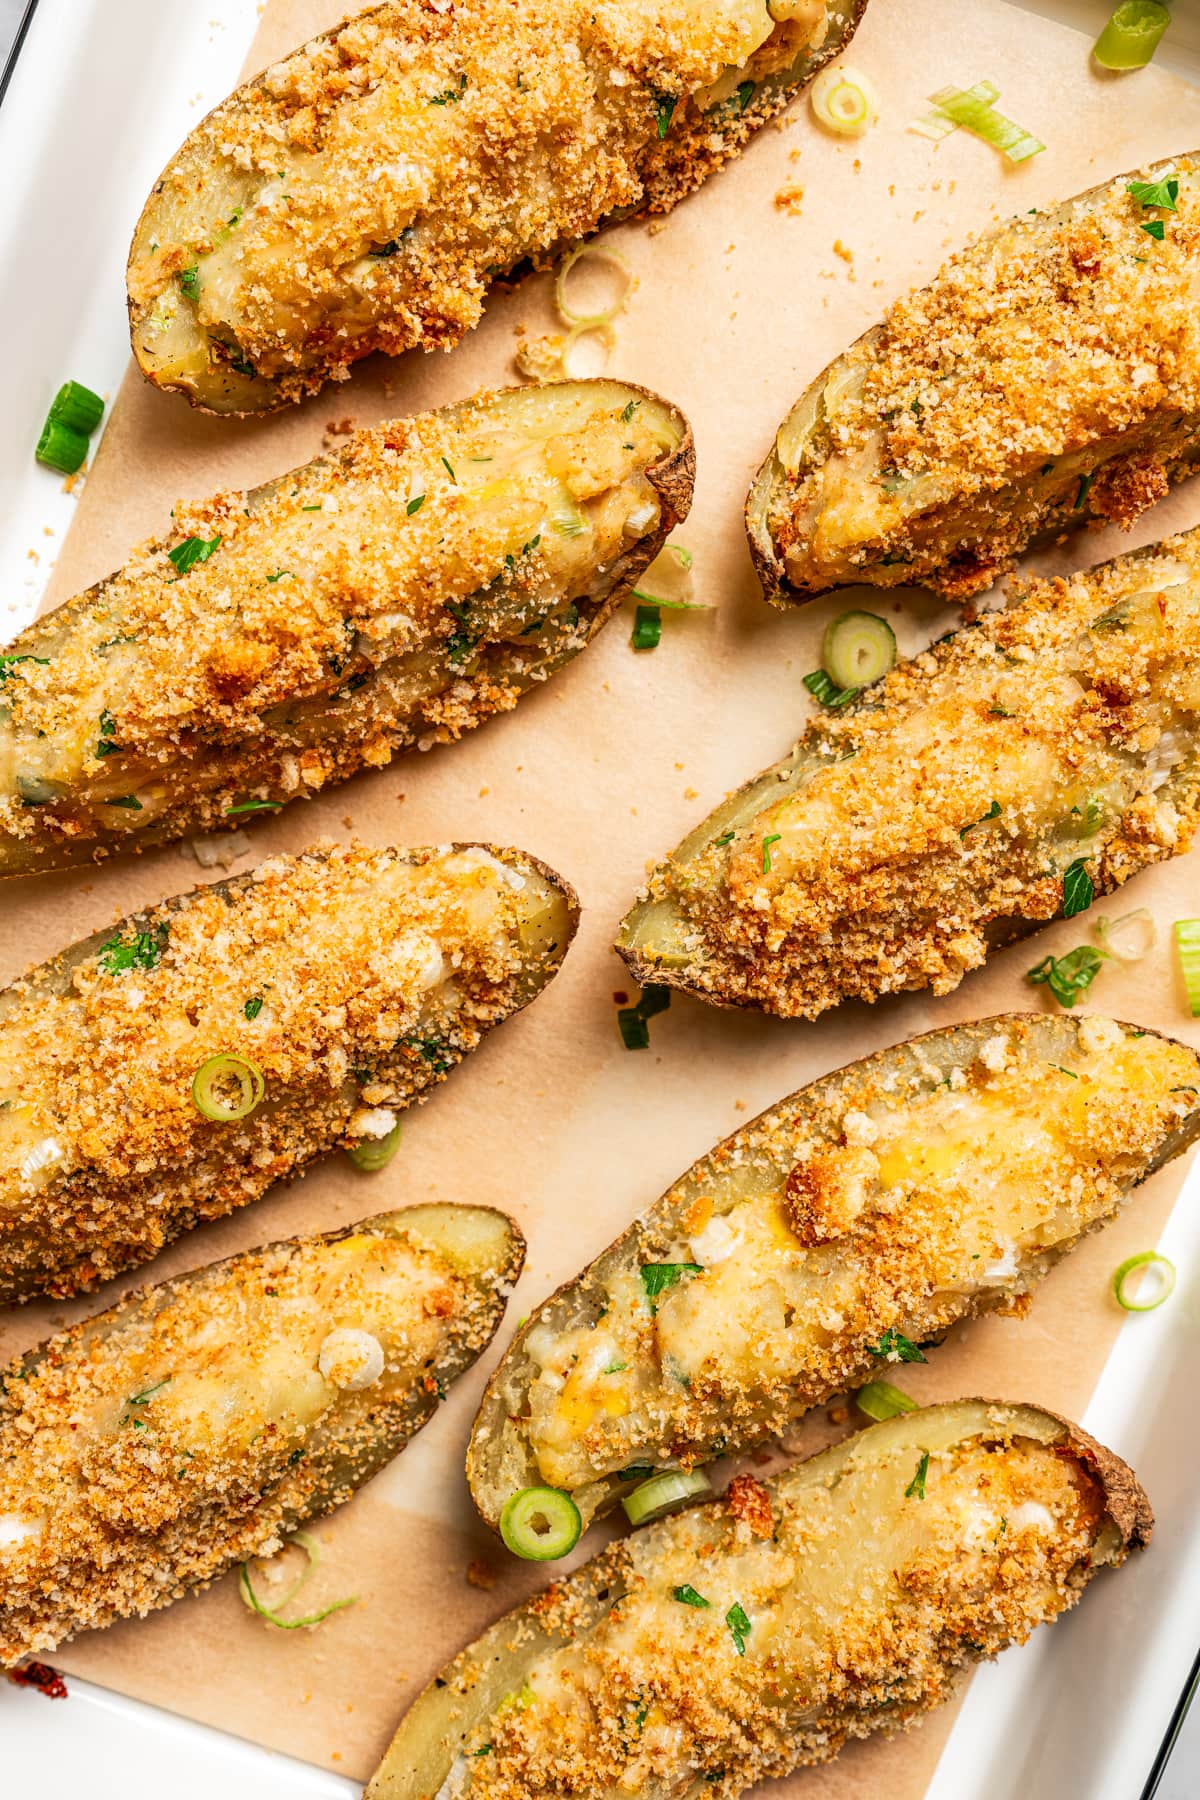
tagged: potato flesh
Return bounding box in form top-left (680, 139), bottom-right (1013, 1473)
top-left (432, 1421), bottom-right (1114, 1798)
top-left (0, 385), bottom-right (681, 871)
top-left (0, 844), bottom-right (568, 1301)
top-left (128, 2), bottom-right (832, 408)
top-left (519, 1021), bottom-right (1197, 1494)
top-left (0, 1212), bottom-right (509, 1663)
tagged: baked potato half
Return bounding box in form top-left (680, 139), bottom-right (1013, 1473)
top-left (0, 840), bottom-right (574, 1304)
top-left (0, 380), bottom-right (691, 878)
top-left (619, 528), bottom-right (1200, 1017)
top-left (467, 1014), bottom-right (1199, 1536)
top-left (128, 0), bottom-right (866, 413)
top-left (0, 1203), bottom-right (522, 1666)
top-left (747, 152), bottom-right (1200, 605)
top-left (369, 1401), bottom-right (1150, 1800)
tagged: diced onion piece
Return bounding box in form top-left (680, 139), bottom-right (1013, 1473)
top-left (554, 245), bottom-right (633, 329)
top-left (1112, 1251), bottom-right (1176, 1312)
top-left (347, 1122), bottom-right (403, 1172)
top-left (239, 1531), bottom-right (358, 1630)
top-left (1175, 919), bottom-right (1200, 1015)
top-left (822, 610), bottom-right (896, 690)
top-left (922, 84), bottom-right (1045, 163)
top-left (1094, 1), bottom-right (1171, 70)
top-left (856, 1379), bottom-right (919, 1421)
top-left (499, 1486), bottom-right (582, 1561)
top-left (191, 1052), bottom-right (265, 1122)
top-left (622, 1466), bottom-right (712, 1527)
top-left (810, 65), bottom-right (879, 137)
top-left (1093, 908), bottom-right (1157, 964)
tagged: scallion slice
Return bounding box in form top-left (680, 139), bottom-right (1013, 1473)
top-left (239, 1531), bottom-right (358, 1630)
top-left (49, 380), bottom-right (105, 436)
top-left (1094, 1), bottom-right (1171, 70)
top-left (1094, 908), bottom-right (1157, 964)
top-left (919, 84), bottom-right (1044, 163)
top-left (1174, 919), bottom-right (1200, 1014)
top-left (554, 244), bottom-right (633, 329)
top-left (622, 1467), bottom-right (712, 1527)
top-left (856, 1379), bottom-right (919, 1421)
top-left (822, 610), bottom-right (897, 691)
top-left (499, 1486), bottom-right (582, 1561)
top-left (35, 419), bottom-right (89, 476)
top-left (346, 1122), bottom-right (402, 1171)
top-left (631, 604), bottom-right (662, 651)
top-left (191, 1053), bottom-right (265, 1122)
top-left (1112, 1250), bottom-right (1176, 1312)
top-left (809, 65), bottom-right (880, 137)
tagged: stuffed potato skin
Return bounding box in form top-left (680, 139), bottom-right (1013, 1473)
top-left (748, 152), bottom-right (1200, 604)
top-left (467, 1014), bottom-right (1200, 1534)
top-left (0, 380), bottom-right (691, 878)
top-left (619, 529), bottom-right (1200, 1017)
top-left (0, 841), bottom-right (575, 1304)
top-left (128, 0), bottom-right (866, 413)
top-left (0, 1204), bottom-right (522, 1666)
top-left (371, 1401), bottom-right (1150, 1800)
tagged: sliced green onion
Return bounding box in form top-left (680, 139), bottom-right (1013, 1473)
top-left (912, 79), bottom-right (998, 140)
top-left (191, 1053), bottom-right (265, 1122)
top-left (549, 491), bottom-right (588, 538)
top-left (1094, 908), bottom-right (1157, 964)
top-left (1062, 858), bottom-right (1094, 918)
top-left (622, 1467), bottom-right (712, 1527)
top-left (1175, 919), bottom-right (1200, 1015)
top-left (168, 534), bottom-right (221, 576)
top-left (1094, 1), bottom-right (1171, 70)
top-left (809, 65), bottom-right (879, 137)
top-left (856, 1379), bottom-right (919, 1421)
top-left (919, 84), bottom-right (1044, 163)
top-left (1027, 946), bottom-right (1106, 1008)
top-left (1112, 1250), bottom-right (1176, 1312)
top-left (631, 544), bottom-right (698, 609)
top-left (822, 610), bottom-right (896, 691)
top-left (36, 419), bottom-right (88, 475)
top-left (499, 1486), bottom-right (582, 1560)
top-left (554, 245), bottom-right (633, 330)
top-left (239, 1531), bottom-right (358, 1630)
top-left (617, 983), bottom-right (671, 1050)
top-left (225, 799), bottom-right (283, 815)
top-left (804, 668), bottom-right (858, 709)
top-left (631, 604), bottom-right (662, 651)
top-left (49, 380), bottom-right (105, 436)
top-left (347, 1122), bottom-right (402, 1171)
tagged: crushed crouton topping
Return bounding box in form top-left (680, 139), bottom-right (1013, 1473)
top-left (128, 1), bottom-right (845, 407)
top-left (0, 384), bottom-right (682, 873)
top-left (486, 1017), bottom-right (1197, 1507)
top-left (0, 1214), bottom-right (510, 1665)
top-left (0, 841), bottom-right (570, 1302)
top-left (762, 156), bottom-right (1200, 600)
top-left (624, 529), bottom-right (1200, 1018)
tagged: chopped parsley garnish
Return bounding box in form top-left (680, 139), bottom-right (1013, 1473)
top-left (1062, 858), bottom-right (1094, 917)
top-left (989, 705), bottom-right (1014, 718)
top-left (617, 983), bottom-right (671, 1050)
top-left (106, 795), bottom-right (143, 809)
top-left (225, 799), bottom-right (283, 815)
top-left (95, 709), bottom-right (121, 757)
top-left (266, 570), bottom-right (292, 583)
top-left (673, 1584), bottom-right (711, 1609)
top-left (407, 494), bottom-right (426, 515)
top-left (725, 1602), bottom-right (751, 1657)
top-left (762, 832), bottom-right (781, 873)
top-left (1050, 1064), bottom-right (1079, 1079)
top-left (404, 1035), bottom-right (454, 1074)
top-left (441, 456), bottom-right (457, 482)
top-left (126, 1377), bottom-right (171, 1408)
top-left (620, 399), bottom-right (641, 423)
top-left (619, 1463), bottom-right (656, 1482)
top-left (1141, 219), bottom-right (1166, 241)
top-left (244, 996), bottom-right (264, 1020)
top-left (429, 73), bottom-right (467, 105)
top-left (1128, 176), bottom-right (1179, 212)
top-left (803, 668), bottom-right (857, 709)
top-left (1091, 601), bottom-right (1130, 633)
top-left (960, 799), bottom-right (1002, 836)
top-left (179, 265), bottom-right (201, 300)
top-left (905, 1452), bottom-right (930, 1500)
top-left (734, 79), bottom-right (756, 113)
top-left (713, 829), bottom-right (735, 848)
top-left (603, 1359), bottom-right (628, 1375)
top-left (640, 1262), bottom-right (703, 1309)
top-left (168, 533), bottom-right (221, 576)
top-left (867, 1328), bottom-right (927, 1364)
top-left (0, 653), bottom-right (50, 682)
top-left (631, 604), bottom-right (662, 650)
top-left (655, 92), bottom-right (677, 138)
top-left (1027, 945), bottom-right (1106, 1008)
top-left (98, 922), bottom-right (169, 975)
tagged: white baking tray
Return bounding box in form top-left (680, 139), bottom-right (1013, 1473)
top-left (1, 2), bottom-right (1198, 1796)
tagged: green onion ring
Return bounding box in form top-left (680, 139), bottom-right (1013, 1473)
top-left (239, 1531), bottom-right (358, 1630)
top-left (191, 1053), bottom-right (265, 1122)
top-left (1094, 1), bottom-right (1171, 71)
top-left (1112, 1251), bottom-right (1176, 1313)
top-left (346, 1122), bottom-right (403, 1172)
top-left (621, 1466), bottom-right (712, 1527)
top-left (499, 1486), bottom-right (582, 1561)
top-left (855, 1379), bottom-right (919, 1421)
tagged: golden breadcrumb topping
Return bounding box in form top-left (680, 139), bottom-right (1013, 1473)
top-left (487, 1018), bottom-right (1197, 1512)
top-left (761, 155), bottom-right (1200, 599)
top-left (0, 1215), bottom-right (505, 1665)
top-left (0, 841), bottom-right (570, 1302)
top-left (433, 1421), bottom-right (1122, 1798)
top-left (128, 0), bottom-right (846, 408)
top-left (0, 384), bottom-right (683, 873)
top-left (623, 529), bottom-right (1200, 1017)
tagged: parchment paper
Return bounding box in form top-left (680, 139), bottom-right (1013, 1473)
top-left (3, 0), bottom-right (1200, 1788)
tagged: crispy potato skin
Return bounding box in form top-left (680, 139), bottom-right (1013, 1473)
top-left (618, 529), bottom-right (1200, 1018)
top-left (0, 842), bottom-right (576, 1304)
top-left (0, 381), bottom-right (692, 879)
top-left (127, 0), bottom-right (866, 414)
top-left (748, 151), bottom-right (1200, 605)
top-left (372, 1401), bottom-right (1150, 1800)
top-left (0, 1206), bottom-right (523, 1665)
top-left (467, 1013), bottom-right (1200, 1531)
